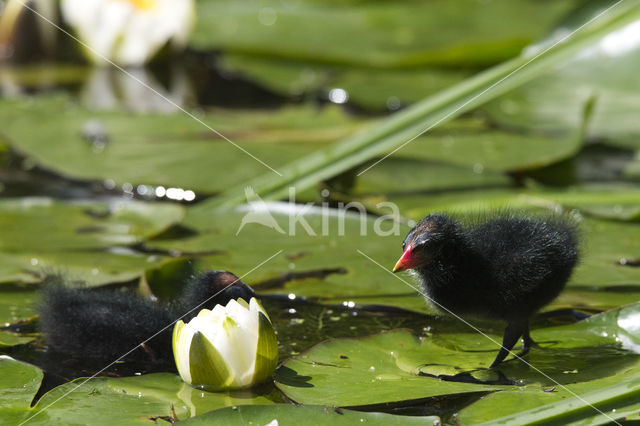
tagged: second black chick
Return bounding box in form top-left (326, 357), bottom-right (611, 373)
top-left (393, 213), bottom-right (579, 368)
top-left (39, 271), bottom-right (255, 363)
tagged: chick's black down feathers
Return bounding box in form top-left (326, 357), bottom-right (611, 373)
top-left (39, 271), bottom-right (255, 362)
top-left (399, 212), bottom-right (579, 367)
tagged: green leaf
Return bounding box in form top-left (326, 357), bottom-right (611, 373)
top-left (191, 0), bottom-right (576, 68)
top-left (0, 357), bottom-right (43, 425)
top-left (276, 303), bottom-right (640, 410)
top-left (203, 3), bottom-right (640, 208)
top-left (0, 95), bottom-right (364, 194)
top-left (0, 197), bottom-right (182, 285)
top-left (275, 329), bottom-right (506, 406)
top-left (456, 306), bottom-right (640, 424)
top-left (25, 372), bottom-right (276, 423)
top-left (182, 404), bottom-right (439, 425)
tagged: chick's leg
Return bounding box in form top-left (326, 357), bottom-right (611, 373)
top-left (490, 321), bottom-right (527, 368)
top-left (517, 324), bottom-right (536, 358)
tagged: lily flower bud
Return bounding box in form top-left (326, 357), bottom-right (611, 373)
top-left (173, 298), bottom-right (278, 391)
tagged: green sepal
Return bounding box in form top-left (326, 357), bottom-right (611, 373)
top-left (188, 331), bottom-right (234, 390)
top-left (252, 312), bottom-right (278, 384)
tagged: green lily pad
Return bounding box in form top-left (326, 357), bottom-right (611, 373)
top-left (182, 404), bottom-right (439, 425)
top-left (147, 208), bottom-right (421, 312)
top-left (0, 286), bottom-right (38, 324)
top-left (0, 95), bottom-right (365, 194)
top-left (275, 329), bottom-right (504, 407)
top-left (276, 303), bottom-right (640, 408)
top-left (218, 53), bottom-right (472, 110)
top-left (481, 4), bottom-right (640, 150)
top-left (395, 118), bottom-right (583, 173)
top-left (25, 373), bottom-right (276, 424)
top-left (0, 197), bottom-right (182, 285)
top-left (191, 0), bottom-right (576, 68)
top-left (0, 331), bottom-right (34, 347)
top-left (456, 304), bottom-right (640, 424)
top-left (352, 157), bottom-right (510, 195)
top-left (0, 356), bottom-right (43, 425)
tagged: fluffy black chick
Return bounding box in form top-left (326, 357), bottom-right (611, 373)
top-left (393, 213), bottom-right (579, 368)
top-left (38, 271), bottom-right (255, 362)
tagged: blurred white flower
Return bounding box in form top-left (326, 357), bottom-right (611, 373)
top-left (60, 0), bottom-right (194, 66)
top-left (173, 298), bottom-right (279, 391)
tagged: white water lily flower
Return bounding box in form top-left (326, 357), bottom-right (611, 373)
top-left (60, 0), bottom-right (194, 66)
top-left (173, 298), bottom-right (278, 390)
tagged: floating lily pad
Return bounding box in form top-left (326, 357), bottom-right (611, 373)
top-left (0, 197), bottom-right (183, 285)
top-left (0, 356), bottom-right (43, 425)
top-left (481, 7), bottom-right (640, 151)
top-left (0, 285), bottom-right (38, 346)
top-left (456, 304), bottom-right (640, 424)
top-left (0, 331), bottom-right (34, 347)
top-left (25, 372), bottom-right (276, 424)
top-left (276, 304), bottom-right (640, 409)
top-left (191, 0), bottom-right (576, 68)
top-left (182, 404), bottom-right (439, 425)
top-left (0, 96), bottom-right (365, 194)
top-left (394, 118), bottom-right (583, 173)
top-left (352, 157), bottom-right (510, 195)
top-left (275, 329), bottom-right (504, 407)
top-left (147, 208), bottom-right (420, 312)
top-left (218, 54), bottom-right (472, 110)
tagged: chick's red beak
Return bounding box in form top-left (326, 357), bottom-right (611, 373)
top-left (393, 244), bottom-right (417, 273)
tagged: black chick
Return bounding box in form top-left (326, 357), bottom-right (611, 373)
top-left (39, 271), bottom-right (255, 363)
top-left (393, 213), bottom-right (579, 368)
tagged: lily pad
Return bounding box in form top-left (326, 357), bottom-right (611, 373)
top-left (276, 303), bottom-right (640, 408)
top-left (0, 356), bottom-right (43, 425)
top-left (191, 0), bottom-right (576, 68)
top-left (275, 329), bottom-right (504, 407)
top-left (24, 372), bottom-right (276, 424)
top-left (395, 118), bottom-right (583, 173)
top-left (481, 5), bottom-right (640, 150)
top-left (0, 95), bottom-right (366, 194)
top-left (218, 53), bottom-right (472, 110)
top-left (0, 197), bottom-right (183, 285)
top-left (147, 207), bottom-right (421, 312)
top-left (182, 404), bottom-right (439, 425)
top-left (456, 304), bottom-right (640, 424)
top-left (0, 331), bottom-right (34, 347)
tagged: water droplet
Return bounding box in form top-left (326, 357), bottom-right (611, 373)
top-left (104, 179), bottom-right (116, 190)
top-left (328, 88), bottom-right (348, 104)
top-left (386, 96), bottom-right (401, 111)
top-left (183, 190), bottom-right (196, 202)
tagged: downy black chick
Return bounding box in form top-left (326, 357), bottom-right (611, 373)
top-left (393, 213), bottom-right (579, 368)
top-left (38, 271), bottom-right (254, 362)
